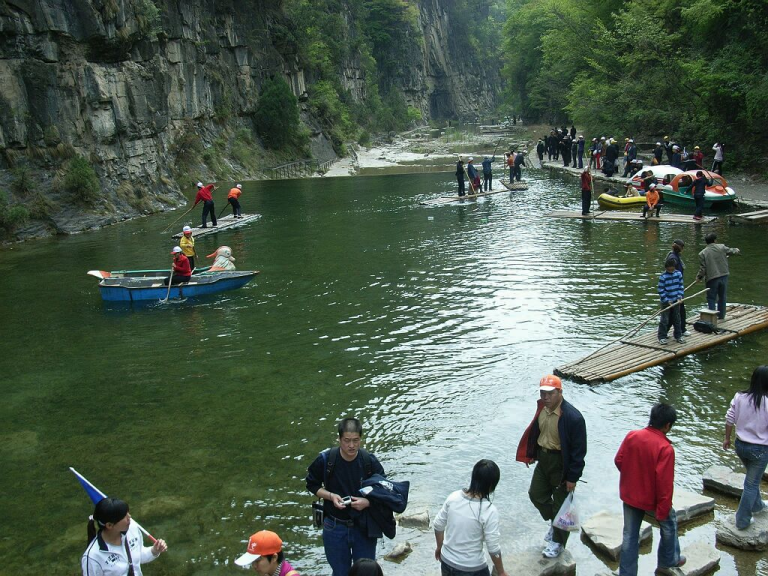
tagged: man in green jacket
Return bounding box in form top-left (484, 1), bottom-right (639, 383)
top-left (696, 233), bottom-right (740, 320)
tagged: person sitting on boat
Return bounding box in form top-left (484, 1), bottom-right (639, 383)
top-left (207, 246), bottom-right (236, 271)
top-left (624, 183), bottom-right (639, 198)
top-left (642, 184), bottom-right (662, 218)
top-left (180, 225), bottom-right (196, 271)
top-left (166, 246), bottom-right (193, 285)
top-left (227, 184), bottom-right (243, 218)
top-left (193, 181), bottom-right (217, 228)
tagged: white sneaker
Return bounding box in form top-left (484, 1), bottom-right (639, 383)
top-left (542, 541), bottom-right (562, 558)
top-left (544, 525), bottom-right (554, 543)
top-left (682, 330), bottom-right (691, 336)
top-left (755, 500), bottom-right (768, 514)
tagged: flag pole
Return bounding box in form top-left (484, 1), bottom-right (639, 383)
top-left (69, 467), bottom-right (158, 543)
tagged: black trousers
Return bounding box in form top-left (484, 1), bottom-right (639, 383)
top-left (201, 200), bottom-right (217, 227)
top-left (228, 197), bottom-right (241, 216)
top-left (483, 174), bottom-right (492, 191)
top-left (581, 189), bottom-right (592, 215)
top-left (457, 177), bottom-right (465, 196)
top-left (164, 274), bottom-right (191, 286)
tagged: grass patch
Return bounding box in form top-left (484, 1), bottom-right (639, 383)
top-left (63, 156), bottom-right (100, 205)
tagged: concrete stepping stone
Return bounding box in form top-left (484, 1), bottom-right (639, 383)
top-left (716, 513), bottom-right (768, 551)
top-left (673, 491), bottom-right (715, 524)
top-left (397, 510), bottom-right (430, 529)
top-left (702, 465), bottom-right (744, 497)
top-left (676, 541), bottom-right (720, 576)
top-left (581, 510), bottom-right (651, 560)
top-left (507, 546), bottom-right (576, 576)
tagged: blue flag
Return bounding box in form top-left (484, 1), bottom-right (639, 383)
top-left (69, 467), bottom-right (107, 505)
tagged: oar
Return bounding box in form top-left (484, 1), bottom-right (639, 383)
top-left (217, 202), bottom-right (231, 219)
top-left (160, 266), bottom-right (174, 303)
top-left (162, 205), bottom-right (196, 233)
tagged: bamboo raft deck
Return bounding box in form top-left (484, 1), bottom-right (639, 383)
top-left (555, 304), bottom-right (768, 383)
top-left (730, 209), bottom-right (768, 224)
top-left (171, 214), bottom-right (261, 238)
top-left (548, 210), bottom-right (717, 224)
top-left (420, 187), bottom-right (510, 206)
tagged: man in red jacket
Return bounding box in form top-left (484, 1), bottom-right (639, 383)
top-left (193, 181), bottom-right (217, 228)
top-left (615, 403), bottom-right (685, 576)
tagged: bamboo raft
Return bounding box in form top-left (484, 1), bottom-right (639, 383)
top-left (548, 210), bottom-right (717, 224)
top-left (419, 187), bottom-right (510, 206)
top-left (730, 209), bottom-right (768, 225)
top-left (171, 214), bottom-right (261, 238)
top-left (499, 180), bottom-right (530, 192)
top-left (555, 304), bottom-right (768, 383)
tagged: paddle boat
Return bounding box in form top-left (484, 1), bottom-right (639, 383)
top-left (658, 170), bottom-right (737, 208)
top-left (628, 165), bottom-right (682, 191)
top-left (89, 269), bottom-right (258, 302)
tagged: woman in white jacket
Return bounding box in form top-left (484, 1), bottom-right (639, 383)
top-left (82, 497), bottom-right (167, 576)
top-left (433, 460), bottom-right (508, 576)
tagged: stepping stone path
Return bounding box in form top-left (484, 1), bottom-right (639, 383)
top-left (716, 513), bottom-right (768, 551)
top-left (507, 546), bottom-right (576, 576)
top-left (702, 465), bottom-right (745, 497)
top-left (581, 510), bottom-right (652, 560)
top-left (593, 542), bottom-right (720, 576)
top-left (673, 490), bottom-right (715, 524)
top-left (397, 510), bottom-right (430, 529)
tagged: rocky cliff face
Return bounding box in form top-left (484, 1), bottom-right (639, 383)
top-left (0, 0), bottom-right (501, 241)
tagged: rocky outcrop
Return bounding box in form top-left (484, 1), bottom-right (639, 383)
top-left (0, 0), bottom-right (501, 241)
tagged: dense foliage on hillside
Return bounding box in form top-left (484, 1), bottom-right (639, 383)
top-left (503, 0), bottom-right (768, 160)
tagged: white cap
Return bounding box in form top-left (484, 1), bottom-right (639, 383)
top-left (656, 142), bottom-right (661, 145)
top-left (182, 226), bottom-right (192, 233)
top-left (236, 184), bottom-right (242, 189)
top-left (629, 139), bottom-right (634, 143)
top-left (196, 181), bottom-right (203, 187)
top-left (171, 246), bottom-right (182, 254)
top-left (468, 157), bottom-right (474, 161)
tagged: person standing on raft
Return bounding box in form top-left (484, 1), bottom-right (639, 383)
top-left (180, 225), bottom-right (196, 271)
top-left (228, 183), bottom-right (243, 218)
top-left (193, 181), bottom-right (217, 228)
top-left (456, 159), bottom-right (466, 197)
top-left (482, 154), bottom-right (495, 191)
top-left (580, 167), bottom-right (593, 216)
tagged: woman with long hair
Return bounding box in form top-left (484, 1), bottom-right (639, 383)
top-left (723, 366), bottom-right (768, 529)
top-left (433, 460), bottom-right (508, 576)
top-left (81, 497), bottom-right (167, 575)
top-left (349, 558), bottom-right (384, 576)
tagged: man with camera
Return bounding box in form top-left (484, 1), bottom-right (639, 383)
top-left (306, 418), bottom-right (386, 576)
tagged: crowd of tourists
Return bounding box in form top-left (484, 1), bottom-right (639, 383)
top-left (535, 126), bottom-right (726, 178)
top-left (80, 361), bottom-right (766, 576)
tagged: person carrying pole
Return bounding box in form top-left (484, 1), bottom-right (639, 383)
top-left (228, 183), bottom-right (243, 218)
top-left (193, 181), bottom-right (217, 228)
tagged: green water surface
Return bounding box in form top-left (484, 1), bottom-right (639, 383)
top-left (0, 170), bottom-right (766, 575)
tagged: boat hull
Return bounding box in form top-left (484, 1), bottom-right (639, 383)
top-left (659, 189), bottom-right (736, 209)
top-left (597, 194), bottom-right (646, 209)
top-left (97, 271), bottom-right (258, 302)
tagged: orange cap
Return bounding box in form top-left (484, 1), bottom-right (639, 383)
top-left (539, 375), bottom-right (562, 391)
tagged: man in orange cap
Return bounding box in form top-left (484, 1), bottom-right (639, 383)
top-left (516, 375), bottom-right (587, 559)
top-left (235, 530), bottom-right (300, 575)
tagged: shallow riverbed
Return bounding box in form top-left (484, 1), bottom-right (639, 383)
top-left (1, 168), bottom-right (766, 575)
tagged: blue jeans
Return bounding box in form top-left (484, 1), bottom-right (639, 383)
top-left (658, 302), bottom-right (682, 340)
top-left (441, 561), bottom-right (490, 576)
top-left (620, 503), bottom-right (681, 576)
top-left (706, 275), bottom-right (728, 319)
top-left (735, 439), bottom-right (768, 529)
top-left (323, 517), bottom-right (377, 576)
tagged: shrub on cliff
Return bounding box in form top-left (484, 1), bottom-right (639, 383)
top-left (63, 156), bottom-right (100, 205)
top-left (254, 76), bottom-right (306, 150)
top-left (0, 194), bottom-right (29, 235)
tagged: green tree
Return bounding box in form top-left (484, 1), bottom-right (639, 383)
top-left (254, 76), bottom-right (306, 150)
top-left (64, 156), bottom-right (100, 205)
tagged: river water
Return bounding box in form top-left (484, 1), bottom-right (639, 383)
top-left (1, 168), bottom-right (766, 575)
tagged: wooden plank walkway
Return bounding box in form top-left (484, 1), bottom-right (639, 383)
top-left (730, 209), bottom-right (768, 224)
top-left (555, 304), bottom-right (768, 383)
top-left (171, 214), bottom-right (261, 238)
top-left (548, 210), bottom-right (717, 224)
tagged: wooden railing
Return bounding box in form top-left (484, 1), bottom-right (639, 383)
top-left (266, 158), bottom-right (334, 179)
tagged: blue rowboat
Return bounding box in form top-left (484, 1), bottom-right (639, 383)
top-left (87, 267), bottom-right (211, 280)
top-left (92, 270), bottom-right (258, 302)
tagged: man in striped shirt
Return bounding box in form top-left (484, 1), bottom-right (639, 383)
top-left (658, 258), bottom-right (685, 344)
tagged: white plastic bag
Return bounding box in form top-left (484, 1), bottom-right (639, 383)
top-left (553, 492), bottom-right (580, 532)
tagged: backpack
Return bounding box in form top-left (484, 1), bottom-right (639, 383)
top-left (693, 320), bottom-right (719, 334)
top-left (312, 447), bottom-right (373, 528)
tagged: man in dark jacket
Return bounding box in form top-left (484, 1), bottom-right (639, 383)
top-left (516, 375), bottom-right (587, 559)
top-left (306, 418), bottom-right (386, 576)
top-left (622, 140), bottom-right (638, 177)
top-left (513, 151), bottom-right (526, 181)
top-left (455, 159), bottom-right (466, 197)
top-left (481, 155), bottom-right (495, 191)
